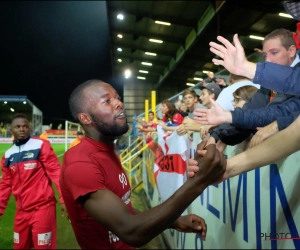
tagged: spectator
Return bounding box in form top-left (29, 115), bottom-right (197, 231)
top-left (0, 113), bottom-right (65, 249)
top-left (232, 85), bottom-right (259, 109)
top-left (197, 28), bottom-right (300, 148)
top-left (199, 82), bottom-right (221, 109)
top-left (60, 79), bottom-right (226, 249)
top-left (202, 71), bottom-right (228, 90)
top-left (157, 99), bottom-right (186, 133)
top-left (213, 85), bottom-right (259, 152)
top-left (177, 89), bottom-right (206, 135)
top-left (187, 1), bottom-right (300, 182)
top-left (216, 74), bottom-right (260, 111)
top-left (215, 77), bottom-right (228, 90)
top-left (70, 131), bottom-right (85, 148)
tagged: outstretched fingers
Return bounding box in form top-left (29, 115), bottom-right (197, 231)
top-left (216, 35), bottom-right (234, 50)
top-left (193, 109), bottom-right (209, 125)
top-left (233, 34), bottom-right (243, 51)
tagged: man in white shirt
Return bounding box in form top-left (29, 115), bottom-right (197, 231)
top-left (216, 74), bottom-right (260, 111)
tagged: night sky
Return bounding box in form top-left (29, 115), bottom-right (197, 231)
top-left (0, 1), bottom-right (123, 127)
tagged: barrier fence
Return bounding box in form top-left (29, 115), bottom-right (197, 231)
top-left (140, 126), bottom-right (300, 249)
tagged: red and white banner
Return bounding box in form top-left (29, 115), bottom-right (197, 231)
top-left (154, 126), bottom-right (190, 202)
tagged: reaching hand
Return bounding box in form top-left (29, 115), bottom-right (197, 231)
top-left (194, 98), bottom-right (231, 126)
top-left (249, 121), bottom-right (279, 148)
top-left (157, 121), bottom-right (168, 130)
top-left (200, 125), bottom-right (217, 140)
top-left (215, 78), bottom-right (227, 87)
top-left (182, 117), bottom-right (201, 131)
top-left (176, 124), bottom-right (188, 135)
top-left (206, 136), bottom-right (216, 147)
top-left (209, 34), bottom-right (256, 79)
top-left (216, 140), bottom-right (227, 153)
top-left (207, 71), bottom-right (215, 80)
top-left (173, 215), bottom-right (207, 240)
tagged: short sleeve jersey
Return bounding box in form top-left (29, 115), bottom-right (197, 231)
top-left (60, 137), bottom-right (134, 249)
top-left (162, 112), bottom-right (184, 125)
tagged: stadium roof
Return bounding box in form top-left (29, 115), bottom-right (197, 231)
top-left (106, 0), bottom-right (297, 97)
top-left (0, 95), bottom-right (41, 116)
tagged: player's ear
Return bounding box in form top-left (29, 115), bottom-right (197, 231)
top-left (78, 113), bottom-right (92, 125)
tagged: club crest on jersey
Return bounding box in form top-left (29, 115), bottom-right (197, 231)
top-left (24, 163), bottom-right (37, 170)
top-left (10, 165), bottom-right (16, 171)
top-left (23, 152), bottom-right (34, 159)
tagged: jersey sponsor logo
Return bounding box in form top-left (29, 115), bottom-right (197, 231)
top-left (24, 163), bottom-right (37, 170)
top-left (108, 231), bottom-right (120, 243)
top-left (14, 232), bottom-right (19, 244)
top-left (121, 190), bottom-right (131, 205)
top-left (119, 173), bottom-right (127, 188)
top-left (23, 152), bottom-right (34, 159)
top-left (38, 232), bottom-right (51, 246)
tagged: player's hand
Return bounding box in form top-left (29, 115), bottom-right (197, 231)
top-left (172, 215), bottom-right (207, 240)
top-left (187, 140), bottom-right (208, 177)
top-left (193, 141), bottom-right (226, 187)
top-left (61, 204), bottom-right (69, 220)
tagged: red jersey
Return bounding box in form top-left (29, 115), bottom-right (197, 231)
top-left (60, 137), bottom-right (135, 249)
top-left (162, 112), bottom-right (184, 125)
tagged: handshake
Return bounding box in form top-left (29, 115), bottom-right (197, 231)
top-left (187, 139), bottom-right (227, 187)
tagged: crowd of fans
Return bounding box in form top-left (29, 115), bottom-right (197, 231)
top-left (134, 26), bottom-right (300, 161)
top-left (0, 121), bottom-right (11, 137)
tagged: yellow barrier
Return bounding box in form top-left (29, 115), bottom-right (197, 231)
top-left (119, 137), bottom-right (149, 190)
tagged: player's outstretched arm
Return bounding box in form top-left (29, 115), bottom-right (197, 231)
top-left (83, 144), bottom-right (226, 247)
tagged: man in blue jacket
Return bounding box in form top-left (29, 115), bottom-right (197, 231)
top-left (201, 28), bottom-right (300, 149)
top-left (187, 0), bottom-right (300, 184)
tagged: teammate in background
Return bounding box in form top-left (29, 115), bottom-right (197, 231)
top-left (60, 79), bottom-right (226, 249)
top-left (39, 130), bottom-right (48, 140)
top-left (0, 113), bottom-right (66, 249)
top-left (69, 131), bottom-right (85, 148)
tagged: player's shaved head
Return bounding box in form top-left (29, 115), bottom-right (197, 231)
top-left (69, 79), bottom-right (105, 122)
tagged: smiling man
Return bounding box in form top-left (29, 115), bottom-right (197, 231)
top-left (60, 79), bottom-right (226, 249)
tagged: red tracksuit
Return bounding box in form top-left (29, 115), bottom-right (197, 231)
top-left (0, 136), bottom-right (64, 249)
